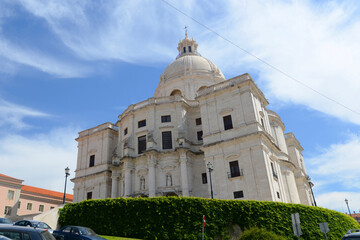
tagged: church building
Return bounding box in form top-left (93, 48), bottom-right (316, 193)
top-left (72, 33), bottom-right (315, 206)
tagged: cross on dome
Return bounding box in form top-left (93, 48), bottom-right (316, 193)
top-left (177, 29), bottom-right (199, 58)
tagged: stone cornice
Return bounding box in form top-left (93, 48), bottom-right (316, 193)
top-left (76, 122), bottom-right (118, 141)
top-left (196, 73), bottom-right (269, 106)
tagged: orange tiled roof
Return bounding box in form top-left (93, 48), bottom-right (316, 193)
top-left (0, 173), bottom-right (23, 181)
top-left (22, 185), bottom-right (73, 201)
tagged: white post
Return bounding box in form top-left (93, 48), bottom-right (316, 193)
top-left (124, 167), bottom-right (132, 197)
top-left (111, 172), bottom-right (119, 198)
top-left (179, 150), bottom-right (189, 196)
top-left (147, 154), bottom-right (156, 197)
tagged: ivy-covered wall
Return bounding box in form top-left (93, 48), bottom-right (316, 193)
top-left (58, 197), bottom-right (359, 240)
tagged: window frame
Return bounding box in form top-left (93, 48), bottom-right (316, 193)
top-left (87, 192), bottom-right (92, 200)
top-left (7, 190), bottom-right (15, 200)
top-left (26, 203), bottom-right (32, 211)
top-left (4, 206), bottom-right (12, 215)
top-left (161, 115), bottom-right (171, 123)
top-left (223, 115), bottom-right (233, 130)
top-left (229, 160), bottom-right (241, 178)
top-left (196, 118), bottom-right (202, 125)
top-left (138, 135), bottom-right (147, 154)
top-left (233, 190), bottom-right (244, 199)
top-left (89, 155), bottom-right (95, 167)
top-left (201, 173), bottom-right (207, 184)
top-left (197, 131), bottom-right (203, 141)
top-left (138, 119), bottom-right (146, 128)
top-left (39, 204), bottom-right (44, 212)
top-left (162, 131), bottom-right (173, 150)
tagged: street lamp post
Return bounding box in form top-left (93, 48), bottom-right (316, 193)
top-left (345, 198), bottom-right (351, 216)
top-left (63, 167), bottom-right (70, 204)
top-left (307, 177), bottom-right (317, 206)
top-left (207, 162), bottom-right (214, 199)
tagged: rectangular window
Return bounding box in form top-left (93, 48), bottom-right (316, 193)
top-left (18, 201), bottom-right (21, 209)
top-left (197, 131), bottom-right (203, 141)
top-left (196, 118), bottom-right (202, 125)
top-left (138, 135), bottom-right (147, 154)
top-left (87, 192), bottom-right (92, 200)
top-left (39, 205), bottom-right (44, 212)
top-left (229, 161), bottom-right (241, 177)
top-left (271, 162), bottom-right (278, 179)
top-left (161, 115), bottom-right (171, 123)
top-left (26, 203), bottom-right (32, 211)
top-left (89, 155), bottom-right (95, 167)
top-left (183, 47), bottom-right (186, 53)
top-left (223, 115), bottom-right (233, 130)
top-left (201, 173), bottom-right (207, 184)
top-left (4, 206), bottom-right (11, 215)
top-left (234, 191), bottom-right (244, 199)
top-left (138, 119), bottom-right (146, 128)
top-left (188, 46), bottom-right (192, 52)
top-left (124, 128), bottom-right (128, 135)
top-left (261, 118), bottom-right (265, 128)
top-left (7, 190), bottom-right (14, 200)
top-left (162, 131), bottom-right (173, 150)
top-left (277, 192), bottom-right (280, 199)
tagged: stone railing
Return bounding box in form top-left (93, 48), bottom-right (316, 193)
top-left (79, 122), bottom-right (118, 137)
top-left (121, 96), bottom-right (198, 117)
top-left (197, 73), bottom-right (251, 97)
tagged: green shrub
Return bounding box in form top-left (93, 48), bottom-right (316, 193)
top-left (239, 227), bottom-right (286, 240)
top-left (58, 197), bottom-right (359, 240)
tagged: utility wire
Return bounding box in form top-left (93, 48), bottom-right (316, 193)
top-left (161, 0), bottom-right (360, 116)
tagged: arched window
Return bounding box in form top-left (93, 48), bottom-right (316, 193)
top-left (170, 89), bottom-right (182, 96)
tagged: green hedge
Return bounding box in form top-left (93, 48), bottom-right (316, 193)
top-left (239, 227), bottom-right (286, 240)
top-left (58, 197), bottom-right (359, 240)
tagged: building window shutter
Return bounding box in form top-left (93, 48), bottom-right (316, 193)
top-left (162, 131), bottom-right (172, 149)
top-left (223, 115), bottom-right (233, 130)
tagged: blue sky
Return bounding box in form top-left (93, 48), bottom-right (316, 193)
top-left (1, 0), bottom-right (360, 213)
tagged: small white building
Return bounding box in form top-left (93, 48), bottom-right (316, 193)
top-left (72, 33), bottom-right (315, 205)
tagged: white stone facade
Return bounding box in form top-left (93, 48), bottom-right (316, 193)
top-left (72, 34), bottom-right (315, 206)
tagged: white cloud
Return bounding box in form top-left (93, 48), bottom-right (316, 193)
top-left (307, 133), bottom-right (360, 210)
top-left (316, 191), bottom-right (360, 213)
top-left (0, 99), bottom-right (50, 130)
top-left (15, 0), bottom-right (360, 124)
top-left (0, 126), bottom-right (78, 194)
top-left (0, 38), bottom-right (88, 78)
top-left (200, 0), bottom-right (360, 125)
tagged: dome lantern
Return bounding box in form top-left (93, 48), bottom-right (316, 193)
top-left (177, 30), bottom-right (199, 58)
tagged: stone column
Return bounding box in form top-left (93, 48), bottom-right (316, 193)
top-left (124, 160), bottom-right (132, 197)
top-left (179, 149), bottom-right (189, 196)
top-left (284, 169), bottom-right (300, 204)
top-left (147, 153), bottom-right (157, 197)
top-left (111, 172), bottom-right (120, 198)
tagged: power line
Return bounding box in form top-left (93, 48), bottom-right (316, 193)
top-left (161, 0), bottom-right (360, 116)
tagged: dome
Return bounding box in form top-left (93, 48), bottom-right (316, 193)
top-left (154, 32), bottom-right (225, 100)
top-left (161, 54), bottom-right (225, 83)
